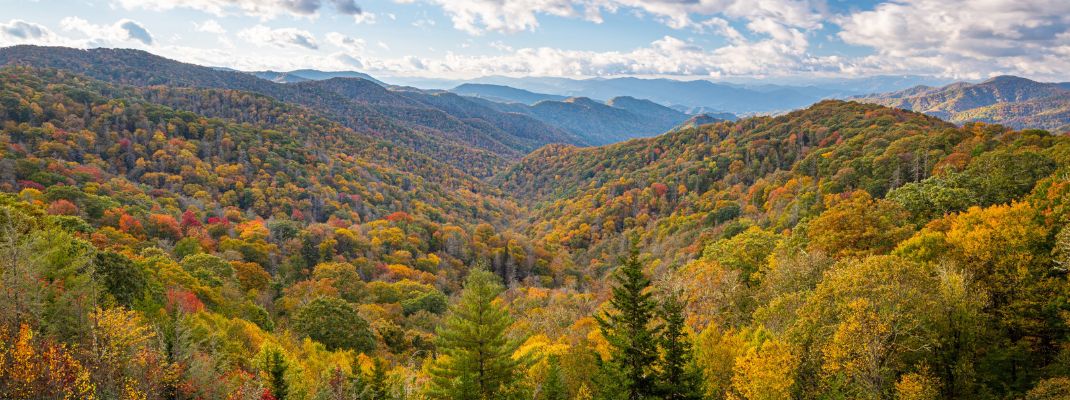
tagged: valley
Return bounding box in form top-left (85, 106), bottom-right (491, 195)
top-left (0, 44), bottom-right (1069, 400)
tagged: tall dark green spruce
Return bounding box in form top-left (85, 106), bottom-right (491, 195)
top-left (262, 347), bottom-right (289, 400)
top-left (367, 357), bottom-right (392, 400)
top-left (541, 355), bottom-right (568, 400)
top-left (658, 294), bottom-right (704, 400)
top-left (596, 243), bottom-right (661, 400)
top-left (427, 269), bottom-right (527, 400)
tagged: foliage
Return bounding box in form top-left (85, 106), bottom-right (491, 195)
top-left (427, 269), bottom-right (527, 399)
top-left (292, 297), bottom-right (375, 352)
top-left (595, 244), bottom-right (661, 399)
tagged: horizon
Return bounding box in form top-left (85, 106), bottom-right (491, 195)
top-left (8, 44), bottom-right (1064, 90)
top-left (1, 0), bottom-right (1068, 82)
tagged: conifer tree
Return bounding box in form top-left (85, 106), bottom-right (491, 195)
top-left (595, 242), bottom-right (661, 399)
top-left (658, 294), bottom-right (704, 400)
top-left (541, 355), bottom-right (568, 400)
top-left (367, 357), bottom-right (391, 400)
top-left (261, 346), bottom-right (289, 400)
top-left (427, 269), bottom-right (526, 400)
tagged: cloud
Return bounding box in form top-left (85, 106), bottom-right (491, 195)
top-left (409, 0), bottom-right (823, 34)
top-left (194, 20), bottom-right (227, 34)
top-left (114, 0), bottom-right (364, 20)
top-left (342, 33), bottom-right (833, 79)
top-left (331, 0), bottom-right (362, 15)
top-left (326, 32), bottom-right (365, 53)
top-left (837, 0), bottom-right (1070, 79)
top-left (1, 19), bottom-right (49, 40)
top-left (413, 0), bottom-right (593, 35)
top-left (119, 20), bottom-right (154, 45)
top-left (238, 25), bottom-right (319, 50)
top-left (353, 12), bottom-right (377, 24)
top-left (59, 17), bottom-right (155, 47)
top-left (0, 19), bottom-right (72, 47)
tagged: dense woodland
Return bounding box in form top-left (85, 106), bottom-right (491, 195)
top-left (1, 53), bottom-right (1070, 400)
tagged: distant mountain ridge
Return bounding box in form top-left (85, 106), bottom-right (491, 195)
top-left (389, 74), bottom-right (952, 115)
top-left (854, 75), bottom-right (1070, 132)
top-left (463, 94), bottom-right (695, 145)
top-left (451, 83), bottom-right (566, 104)
top-left (251, 69), bottom-right (386, 85)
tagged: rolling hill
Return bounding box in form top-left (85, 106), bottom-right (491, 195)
top-left (3, 53), bottom-right (1070, 400)
top-left (854, 75), bottom-right (1070, 132)
top-left (0, 45), bottom-right (583, 176)
top-left (450, 83), bottom-right (566, 104)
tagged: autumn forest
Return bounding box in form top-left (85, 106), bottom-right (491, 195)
top-left (0, 44), bottom-right (1069, 400)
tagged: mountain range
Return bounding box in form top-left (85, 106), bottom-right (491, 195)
top-left (0, 45), bottom-right (699, 175)
top-left (251, 69), bottom-right (386, 85)
top-left (853, 75), bottom-right (1070, 132)
top-left (1, 44), bottom-right (1069, 400)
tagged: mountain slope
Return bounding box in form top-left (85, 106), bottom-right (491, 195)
top-left (0, 45), bottom-right (583, 176)
top-left (495, 100), bottom-right (967, 265)
top-left (459, 76), bottom-right (835, 114)
top-left (451, 83), bottom-right (566, 104)
top-left (465, 95), bottom-right (692, 145)
top-left (854, 75), bottom-right (1070, 132)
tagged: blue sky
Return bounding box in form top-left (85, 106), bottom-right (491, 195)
top-left (2, 0), bottom-right (1068, 81)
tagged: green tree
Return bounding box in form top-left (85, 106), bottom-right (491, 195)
top-left (427, 269), bottom-right (527, 400)
top-left (94, 251), bottom-right (147, 307)
top-left (658, 295), bottom-right (704, 400)
top-left (541, 355), bottom-right (567, 400)
top-left (595, 243), bottom-right (661, 400)
top-left (368, 357), bottom-right (392, 400)
top-left (261, 345), bottom-right (290, 400)
top-left (292, 297), bottom-right (375, 352)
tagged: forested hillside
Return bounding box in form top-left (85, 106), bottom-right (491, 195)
top-left (0, 45), bottom-right (586, 176)
top-left (1, 52), bottom-right (1070, 400)
top-left (855, 76), bottom-right (1070, 133)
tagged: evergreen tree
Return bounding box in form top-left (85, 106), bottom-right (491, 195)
top-left (658, 294), bottom-right (704, 400)
top-left (427, 269), bottom-right (526, 400)
top-left (262, 346), bottom-right (289, 400)
top-left (595, 243), bottom-right (661, 399)
top-left (367, 357), bottom-right (391, 400)
top-left (541, 355), bottom-right (567, 400)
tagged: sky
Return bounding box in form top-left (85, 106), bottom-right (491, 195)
top-left (1, 0), bottom-right (1068, 82)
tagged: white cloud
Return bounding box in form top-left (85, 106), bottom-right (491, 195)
top-left (354, 12), bottom-right (377, 24)
top-left (326, 32), bottom-right (365, 53)
top-left (119, 20), bottom-right (154, 45)
top-left (114, 0), bottom-right (363, 20)
top-left (59, 17), bottom-right (155, 46)
top-left (410, 0), bottom-right (823, 34)
top-left (0, 19), bottom-right (73, 47)
top-left (1, 19), bottom-right (51, 40)
top-left (837, 0), bottom-right (1070, 79)
top-left (238, 25), bottom-right (319, 50)
top-left (194, 20), bottom-right (227, 34)
top-left (347, 34), bottom-right (835, 79)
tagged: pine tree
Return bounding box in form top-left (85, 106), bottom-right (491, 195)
top-left (595, 243), bottom-right (661, 399)
top-left (261, 346), bottom-right (289, 400)
top-left (368, 357), bottom-right (393, 400)
top-left (541, 355), bottom-right (567, 400)
top-left (427, 269), bottom-right (526, 400)
top-left (658, 294), bottom-right (704, 400)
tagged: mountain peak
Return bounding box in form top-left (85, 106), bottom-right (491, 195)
top-left (982, 75), bottom-right (1037, 85)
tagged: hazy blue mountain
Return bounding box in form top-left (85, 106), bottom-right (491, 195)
top-left (252, 69), bottom-right (385, 85)
top-left (451, 83), bottom-right (566, 104)
top-left (668, 105), bottom-right (737, 120)
top-left (251, 71), bottom-right (311, 83)
top-left (673, 113), bottom-right (729, 130)
top-left (411, 74), bottom-right (953, 115)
